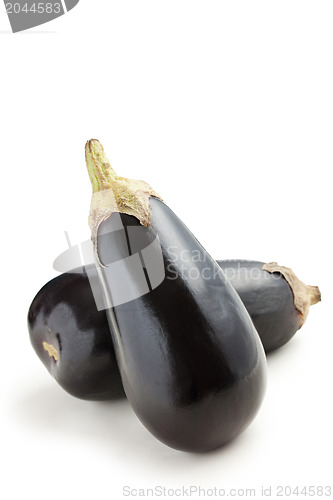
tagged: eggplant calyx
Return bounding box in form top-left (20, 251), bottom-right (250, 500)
top-left (85, 139), bottom-right (162, 260)
top-left (262, 262), bottom-right (321, 327)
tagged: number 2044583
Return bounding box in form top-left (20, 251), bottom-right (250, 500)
top-left (5, 3), bottom-right (61, 14)
top-left (276, 485), bottom-right (331, 496)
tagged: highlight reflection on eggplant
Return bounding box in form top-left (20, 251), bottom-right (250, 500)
top-left (84, 139), bottom-right (266, 452)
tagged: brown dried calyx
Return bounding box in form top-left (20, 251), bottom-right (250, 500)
top-left (262, 262), bottom-right (321, 327)
top-left (85, 139), bottom-right (162, 258)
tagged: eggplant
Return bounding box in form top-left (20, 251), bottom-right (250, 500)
top-left (83, 139), bottom-right (266, 452)
top-left (27, 268), bottom-right (124, 400)
top-left (27, 258), bottom-right (320, 400)
top-left (220, 260), bottom-right (321, 353)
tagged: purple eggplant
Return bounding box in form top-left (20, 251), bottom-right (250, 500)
top-left (83, 139), bottom-right (266, 452)
top-left (28, 261), bottom-right (320, 401)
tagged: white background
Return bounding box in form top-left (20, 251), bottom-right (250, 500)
top-left (1, 2), bottom-right (332, 499)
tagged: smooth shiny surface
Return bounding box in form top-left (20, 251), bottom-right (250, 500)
top-left (27, 257), bottom-right (299, 403)
top-left (219, 260), bottom-right (300, 353)
top-left (97, 198), bottom-right (267, 452)
top-left (27, 270), bottom-right (124, 401)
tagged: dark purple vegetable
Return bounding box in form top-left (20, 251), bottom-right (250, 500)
top-left (84, 139), bottom-right (266, 452)
top-left (220, 260), bottom-right (321, 353)
top-left (28, 261), bottom-right (320, 400)
top-left (27, 268), bottom-right (124, 401)
top-left (28, 259), bottom-right (320, 400)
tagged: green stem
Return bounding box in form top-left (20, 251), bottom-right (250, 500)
top-left (84, 139), bottom-right (162, 260)
top-left (85, 139), bottom-right (117, 192)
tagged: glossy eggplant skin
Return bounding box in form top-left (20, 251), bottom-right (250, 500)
top-left (97, 197), bottom-right (266, 452)
top-left (219, 260), bottom-right (300, 353)
top-left (27, 258), bottom-right (303, 402)
top-left (27, 269), bottom-right (124, 401)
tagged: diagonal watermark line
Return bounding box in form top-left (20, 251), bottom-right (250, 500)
top-left (59, 0), bottom-right (67, 13)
